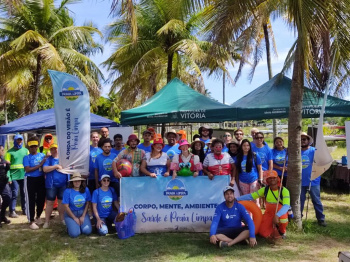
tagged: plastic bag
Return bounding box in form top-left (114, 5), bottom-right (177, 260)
top-left (115, 208), bottom-right (136, 239)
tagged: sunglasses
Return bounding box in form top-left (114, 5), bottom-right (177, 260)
top-left (102, 179), bottom-right (110, 182)
top-left (301, 138), bottom-right (309, 141)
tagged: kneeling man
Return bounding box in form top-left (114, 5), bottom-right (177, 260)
top-left (237, 170), bottom-right (290, 238)
top-left (210, 186), bottom-right (257, 248)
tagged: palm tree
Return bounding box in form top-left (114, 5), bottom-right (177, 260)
top-left (206, 0), bottom-right (350, 229)
top-left (0, 0), bottom-right (104, 114)
top-left (104, 0), bottom-right (236, 109)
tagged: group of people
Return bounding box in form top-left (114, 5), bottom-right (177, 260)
top-left (0, 125), bottom-right (327, 243)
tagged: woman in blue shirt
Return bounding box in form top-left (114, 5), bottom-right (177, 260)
top-left (62, 172), bottom-right (92, 238)
top-left (23, 138), bottom-right (47, 230)
top-left (234, 139), bottom-right (262, 206)
top-left (92, 174), bottom-right (118, 236)
top-left (272, 137), bottom-right (288, 187)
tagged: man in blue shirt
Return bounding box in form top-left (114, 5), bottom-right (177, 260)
top-left (137, 130), bottom-right (152, 153)
top-left (162, 129), bottom-right (180, 161)
top-left (300, 132), bottom-right (326, 227)
top-left (210, 186), bottom-right (257, 248)
top-left (111, 134), bottom-right (125, 156)
top-left (94, 139), bottom-right (117, 191)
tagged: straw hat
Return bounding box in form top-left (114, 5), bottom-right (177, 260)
top-left (301, 132), bottom-right (314, 145)
top-left (165, 129), bottom-right (179, 140)
top-left (191, 138), bottom-right (205, 148)
top-left (69, 172), bottom-right (85, 182)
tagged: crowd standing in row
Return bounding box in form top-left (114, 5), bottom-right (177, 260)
top-left (0, 126), bottom-right (326, 243)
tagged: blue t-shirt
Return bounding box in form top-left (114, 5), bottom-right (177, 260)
top-left (93, 153), bottom-right (118, 182)
top-left (162, 144), bottom-right (181, 161)
top-left (222, 145), bottom-right (228, 153)
top-left (301, 147), bottom-right (320, 186)
top-left (92, 187), bottom-right (118, 218)
top-left (43, 156), bottom-right (68, 188)
top-left (200, 138), bottom-right (211, 152)
top-left (89, 146), bottom-right (103, 180)
top-left (272, 148), bottom-right (288, 177)
top-left (137, 143), bottom-right (152, 153)
top-left (110, 147), bottom-right (125, 156)
top-left (210, 201), bottom-right (255, 238)
top-left (251, 143), bottom-right (272, 171)
top-left (238, 154), bottom-right (262, 183)
top-left (23, 153), bottom-right (45, 177)
top-left (62, 188), bottom-right (91, 212)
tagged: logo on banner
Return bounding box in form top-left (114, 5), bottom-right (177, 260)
top-left (60, 80), bottom-right (83, 101)
top-left (164, 179), bottom-right (188, 201)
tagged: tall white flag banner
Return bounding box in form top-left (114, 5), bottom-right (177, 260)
top-left (48, 70), bottom-right (90, 176)
top-left (311, 115), bottom-right (333, 180)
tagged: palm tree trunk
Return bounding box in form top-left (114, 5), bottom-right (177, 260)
top-left (286, 42), bottom-right (304, 230)
top-left (31, 56), bottom-right (42, 113)
top-left (162, 53), bottom-right (174, 137)
top-left (3, 89), bottom-right (10, 149)
top-left (263, 23), bottom-right (278, 138)
top-left (166, 53), bottom-right (173, 83)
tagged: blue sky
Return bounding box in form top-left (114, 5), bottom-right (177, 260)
top-left (68, 0), bottom-right (296, 105)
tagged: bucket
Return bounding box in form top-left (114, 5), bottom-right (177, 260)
top-left (341, 156), bottom-right (347, 166)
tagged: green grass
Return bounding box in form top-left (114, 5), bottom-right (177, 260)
top-left (1, 192), bottom-right (349, 262)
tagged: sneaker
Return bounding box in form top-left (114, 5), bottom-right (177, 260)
top-left (35, 217), bottom-right (44, 225)
top-left (1, 217), bottom-right (11, 224)
top-left (219, 241), bottom-right (229, 248)
top-left (318, 220), bottom-right (327, 227)
top-left (43, 222), bottom-right (50, 229)
top-left (9, 211), bottom-right (18, 218)
top-left (29, 222), bottom-right (39, 230)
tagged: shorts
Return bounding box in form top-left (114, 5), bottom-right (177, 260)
top-left (46, 186), bottom-right (66, 200)
top-left (216, 226), bottom-right (249, 239)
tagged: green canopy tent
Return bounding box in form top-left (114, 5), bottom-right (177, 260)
top-left (231, 74), bottom-right (350, 120)
top-left (121, 78), bottom-right (236, 125)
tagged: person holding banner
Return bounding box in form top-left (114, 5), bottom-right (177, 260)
top-left (113, 134), bottom-right (146, 177)
top-left (210, 186), bottom-right (256, 248)
top-left (300, 132), bottom-right (326, 227)
top-left (42, 143), bottom-right (68, 229)
top-left (23, 137), bottom-right (47, 230)
top-left (62, 172), bottom-right (92, 238)
top-left (140, 138), bottom-right (170, 177)
top-left (92, 174), bottom-right (118, 236)
top-left (171, 139), bottom-right (202, 178)
top-left (202, 139), bottom-right (235, 186)
top-left (237, 170), bottom-right (290, 239)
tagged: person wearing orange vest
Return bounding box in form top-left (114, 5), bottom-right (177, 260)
top-left (237, 170), bottom-right (290, 239)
